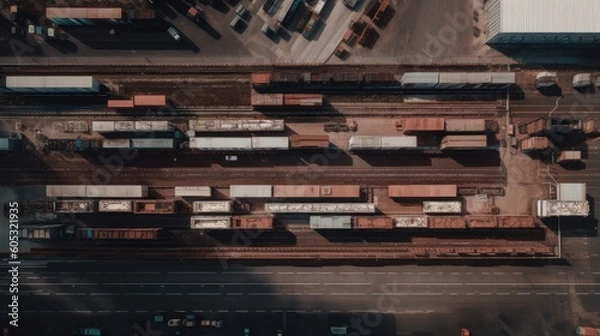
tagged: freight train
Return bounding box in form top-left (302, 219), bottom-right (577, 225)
top-left (188, 135), bottom-right (329, 150)
top-left (250, 71), bottom-right (515, 91)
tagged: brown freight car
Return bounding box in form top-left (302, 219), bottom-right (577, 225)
top-left (133, 95), bottom-right (167, 107)
top-left (498, 216), bottom-right (536, 228)
top-left (108, 99), bottom-right (134, 109)
top-left (428, 216), bottom-right (467, 229)
top-left (388, 185), bottom-right (457, 198)
top-left (290, 134), bottom-right (329, 148)
top-left (320, 185), bottom-right (361, 198)
top-left (400, 118), bottom-right (445, 134)
top-left (232, 216), bottom-right (273, 230)
top-left (353, 216), bottom-right (393, 229)
top-left (250, 73), bottom-right (272, 85)
top-left (133, 200), bottom-right (176, 214)
top-left (466, 216), bottom-right (498, 229)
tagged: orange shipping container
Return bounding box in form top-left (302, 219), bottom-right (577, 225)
top-left (401, 118), bottom-right (445, 133)
top-left (250, 73), bottom-right (272, 85)
top-left (273, 185), bottom-right (320, 198)
top-left (133, 95), bottom-right (167, 107)
top-left (353, 216), bottom-right (393, 229)
top-left (388, 185), bottom-right (457, 198)
top-left (290, 134), bottom-right (329, 148)
top-left (466, 216), bottom-right (498, 228)
top-left (108, 99), bottom-right (134, 108)
top-left (232, 216), bottom-right (273, 229)
top-left (133, 200), bottom-right (176, 214)
top-left (498, 216), bottom-right (536, 228)
top-left (428, 216), bottom-right (466, 229)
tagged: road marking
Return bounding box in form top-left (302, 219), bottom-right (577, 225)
top-left (125, 293), bottom-right (161, 296)
top-left (98, 310), bottom-right (111, 313)
top-left (324, 283), bottom-right (370, 286)
top-left (482, 272), bottom-right (490, 275)
top-left (368, 272), bottom-right (386, 275)
top-left (286, 293), bottom-right (303, 296)
top-left (227, 293), bottom-right (243, 296)
top-left (387, 272), bottom-right (397, 275)
top-left (218, 310), bottom-right (229, 313)
top-left (466, 293), bottom-right (475, 296)
top-left (314, 272), bottom-right (333, 275)
top-left (166, 293), bottom-right (182, 296)
top-left (556, 292), bottom-right (568, 295)
top-left (55, 293), bottom-right (84, 296)
top-left (417, 272), bottom-right (429, 275)
top-left (517, 293), bottom-right (531, 296)
top-left (255, 310), bottom-right (266, 313)
top-left (26, 277), bottom-right (40, 279)
top-left (193, 310), bottom-right (204, 313)
top-left (403, 272), bottom-right (413, 275)
top-left (236, 310), bottom-right (249, 313)
top-left (493, 272), bottom-right (505, 275)
top-left (26, 283), bottom-right (97, 286)
top-left (130, 272), bottom-right (161, 275)
top-left (306, 293), bottom-right (322, 296)
top-left (340, 272), bottom-right (364, 275)
top-left (593, 272), bottom-right (600, 275)
top-left (450, 272), bottom-right (460, 275)
top-left (34, 293), bottom-right (50, 296)
top-left (480, 293), bottom-right (492, 296)
top-left (279, 272), bottom-right (295, 275)
top-left (449, 293), bottom-right (458, 296)
top-left (513, 272), bottom-right (523, 275)
top-left (536, 292), bottom-right (549, 295)
top-left (90, 293), bottom-right (118, 296)
top-left (248, 293), bottom-right (277, 296)
top-left (222, 271), bottom-right (273, 275)
top-left (497, 293), bottom-right (511, 296)
top-left (136, 311), bottom-right (148, 313)
top-left (371, 292), bottom-right (408, 296)
top-left (169, 271), bottom-right (218, 275)
top-left (576, 293), bottom-right (589, 295)
top-left (189, 293), bottom-right (221, 296)
top-left (116, 310), bottom-right (129, 313)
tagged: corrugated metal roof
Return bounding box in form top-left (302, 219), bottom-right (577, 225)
top-left (190, 137), bottom-right (253, 150)
top-left (6, 76), bottom-right (96, 88)
top-left (230, 185), bottom-right (273, 198)
top-left (498, 0), bottom-right (600, 33)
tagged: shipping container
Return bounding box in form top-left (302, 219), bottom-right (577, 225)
top-left (393, 215), bottom-right (429, 228)
top-left (400, 72), bottom-right (514, 89)
top-left (108, 99), bottom-right (134, 108)
top-left (131, 138), bottom-right (174, 149)
top-left (400, 72), bottom-right (439, 88)
top-left (353, 216), bottom-right (393, 229)
top-left (190, 216), bottom-right (232, 229)
top-left (20, 224), bottom-right (66, 240)
top-left (230, 185), bottom-right (272, 198)
top-left (251, 91), bottom-right (284, 106)
top-left (47, 139), bottom-right (101, 151)
top-left (4, 76), bottom-right (101, 93)
top-left (76, 228), bottom-right (160, 240)
top-left (349, 136), bottom-right (380, 150)
top-left (380, 136), bottom-right (418, 149)
top-left (466, 216), bottom-right (498, 228)
top-left (440, 135), bottom-right (487, 150)
top-left (188, 119), bottom-right (285, 132)
top-left (174, 186), bottom-right (211, 197)
top-left (272, 71), bottom-right (302, 83)
top-left (250, 73), bottom-right (272, 85)
top-left (135, 121), bottom-right (173, 132)
top-left (46, 7), bottom-right (122, 19)
top-left (283, 93), bottom-right (323, 106)
top-left (526, 118), bottom-right (547, 135)
top-left (265, 203), bottom-right (375, 213)
top-left (320, 185), bottom-right (361, 198)
top-left (444, 119), bottom-right (487, 133)
top-left (428, 216), bottom-right (467, 229)
top-left (192, 201), bottom-right (233, 213)
top-left (290, 134), bottom-right (329, 148)
top-left (388, 185), bottom-right (457, 198)
top-left (0, 138), bottom-right (19, 151)
top-left (310, 216), bottom-right (353, 229)
top-left (133, 95), bottom-right (167, 107)
top-left (46, 185), bottom-right (87, 198)
top-left (401, 118), bottom-right (445, 133)
top-left (422, 201), bottom-right (462, 214)
top-left (98, 200), bottom-right (133, 212)
top-left (92, 121), bottom-right (116, 132)
top-left (85, 185), bottom-right (148, 198)
top-left (519, 137), bottom-right (550, 151)
top-left (557, 150), bottom-right (581, 162)
top-left (251, 136), bottom-right (290, 150)
top-left (232, 216), bottom-right (274, 230)
top-left (497, 216), bottom-right (536, 228)
top-left (133, 200), bottom-right (176, 214)
top-left (115, 121), bottom-right (135, 132)
top-left (576, 327), bottom-right (600, 336)
top-left (273, 185), bottom-right (320, 198)
top-left (558, 183), bottom-right (586, 201)
top-left (190, 137), bottom-right (253, 150)
top-left (537, 200), bottom-right (590, 217)
top-left (54, 200), bottom-right (96, 213)
top-left (102, 138), bottom-right (130, 149)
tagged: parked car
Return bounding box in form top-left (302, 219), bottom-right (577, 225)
top-left (167, 319), bottom-right (181, 327)
top-left (235, 4), bottom-right (247, 16)
top-left (167, 27), bottom-right (181, 41)
top-left (230, 15), bottom-right (243, 29)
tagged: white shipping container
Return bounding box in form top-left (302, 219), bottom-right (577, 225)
top-left (115, 121), bottom-right (135, 132)
top-left (230, 185), bottom-right (272, 198)
top-left (349, 136), bottom-right (381, 150)
top-left (400, 72), bottom-right (439, 88)
top-left (393, 216), bottom-right (429, 228)
top-left (192, 201), bottom-right (233, 213)
top-left (98, 200), bottom-right (133, 212)
top-left (380, 136), bottom-right (418, 149)
top-left (309, 215), bottom-right (352, 229)
top-left (264, 203), bottom-right (376, 213)
top-left (422, 201), bottom-right (462, 214)
top-left (251, 136), bottom-right (289, 150)
top-left (46, 185), bottom-right (87, 198)
top-left (131, 138), bottom-right (174, 149)
top-left (135, 121), bottom-right (173, 132)
top-left (537, 200), bottom-right (590, 217)
top-left (92, 121), bottom-right (115, 132)
top-left (102, 139), bottom-right (130, 149)
top-left (5, 76), bottom-right (100, 93)
top-left (175, 186), bottom-right (212, 197)
top-left (188, 119), bottom-right (284, 132)
top-left (190, 137), bottom-right (253, 150)
top-left (190, 216), bottom-right (232, 229)
top-left (557, 183), bottom-right (586, 201)
top-left (85, 185), bottom-right (148, 198)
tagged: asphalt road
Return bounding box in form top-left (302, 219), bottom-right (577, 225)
top-left (1, 257), bottom-right (600, 335)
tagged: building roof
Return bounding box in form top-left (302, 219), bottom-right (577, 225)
top-left (496, 0), bottom-right (600, 33)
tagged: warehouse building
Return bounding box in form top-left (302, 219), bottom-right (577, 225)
top-left (485, 0), bottom-right (600, 44)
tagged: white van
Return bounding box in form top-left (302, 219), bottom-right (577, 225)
top-left (167, 27), bottom-right (181, 41)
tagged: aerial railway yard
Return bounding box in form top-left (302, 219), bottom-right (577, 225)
top-left (1, 67), bottom-right (597, 262)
